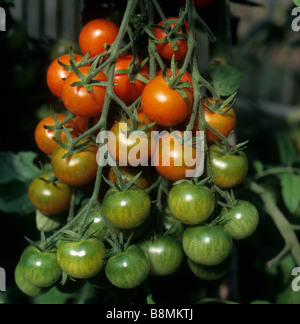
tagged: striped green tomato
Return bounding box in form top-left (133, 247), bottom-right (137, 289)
top-left (183, 225), bottom-right (233, 266)
top-left (102, 187), bottom-right (151, 230)
top-left (168, 183), bottom-right (215, 225)
top-left (105, 245), bottom-right (150, 289)
top-left (139, 235), bottom-right (184, 277)
top-left (57, 238), bottom-right (106, 279)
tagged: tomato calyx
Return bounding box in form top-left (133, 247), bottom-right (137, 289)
top-left (57, 48), bottom-right (92, 75)
top-left (211, 134), bottom-right (249, 156)
top-left (202, 95), bottom-right (236, 115)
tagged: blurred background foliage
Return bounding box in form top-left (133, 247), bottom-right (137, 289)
top-left (1, 0), bottom-right (300, 304)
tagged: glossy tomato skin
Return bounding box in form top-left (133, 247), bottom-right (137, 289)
top-left (15, 263), bottom-right (47, 297)
top-left (153, 131), bottom-right (202, 182)
top-left (102, 187), bottom-right (151, 230)
top-left (141, 76), bottom-right (193, 127)
top-left (183, 225), bottom-right (233, 266)
top-left (139, 235), bottom-right (184, 277)
top-left (29, 173), bottom-right (73, 216)
top-left (57, 238), bottom-right (106, 279)
top-left (79, 19), bottom-right (119, 58)
top-left (209, 145), bottom-right (249, 189)
top-left (177, 0), bottom-right (215, 9)
top-left (154, 17), bottom-right (189, 61)
top-left (168, 183), bottom-right (215, 225)
top-left (105, 245), bottom-right (150, 289)
top-left (219, 201), bottom-right (259, 240)
top-left (62, 66), bottom-right (107, 117)
top-left (188, 256), bottom-right (231, 281)
top-left (20, 245), bottom-right (62, 288)
top-left (47, 54), bottom-right (83, 98)
top-left (107, 121), bottom-right (152, 166)
top-left (195, 98), bottom-right (236, 144)
top-left (51, 141), bottom-right (98, 187)
top-left (35, 114), bottom-right (79, 155)
top-left (114, 55), bottom-right (149, 104)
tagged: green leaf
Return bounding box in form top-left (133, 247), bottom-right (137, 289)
top-left (0, 152), bottom-right (41, 215)
top-left (0, 152), bottom-right (40, 184)
top-left (294, 0), bottom-right (300, 7)
top-left (280, 173), bottom-right (300, 213)
top-left (209, 65), bottom-right (243, 97)
top-left (276, 132), bottom-right (297, 165)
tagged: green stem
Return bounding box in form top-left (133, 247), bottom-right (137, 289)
top-left (250, 181), bottom-right (300, 267)
top-left (209, 0), bottom-right (232, 66)
top-left (255, 167), bottom-right (300, 180)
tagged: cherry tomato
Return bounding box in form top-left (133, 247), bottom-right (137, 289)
top-left (51, 141), bottom-right (98, 187)
top-left (188, 256), bottom-right (231, 281)
top-left (105, 245), bottom-right (150, 289)
top-left (57, 238), bottom-right (106, 279)
top-left (113, 55), bottom-right (149, 104)
top-left (154, 17), bottom-right (189, 61)
top-left (108, 166), bottom-right (153, 190)
top-left (141, 76), bottom-right (193, 127)
top-left (79, 19), bottom-right (119, 58)
top-left (194, 98), bottom-right (236, 144)
top-left (46, 54), bottom-right (83, 98)
top-left (209, 145), bottom-right (249, 189)
top-left (15, 263), bottom-right (46, 297)
top-left (182, 225), bottom-right (233, 266)
top-left (153, 131), bottom-right (202, 182)
top-left (168, 182), bottom-right (215, 225)
top-left (107, 120), bottom-right (153, 166)
top-left (219, 201), bottom-right (259, 240)
top-left (29, 173), bottom-right (73, 216)
top-left (139, 235), bottom-right (184, 277)
top-left (102, 187), bottom-right (151, 230)
top-left (62, 66), bottom-right (107, 117)
top-left (177, 0), bottom-right (215, 9)
top-left (35, 114), bottom-right (79, 156)
top-left (20, 245), bottom-right (62, 288)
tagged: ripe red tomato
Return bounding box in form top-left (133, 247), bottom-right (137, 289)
top-left (153, 131), bottom-right (202, 182)
top-left (177, 0), bottom-right (215, 9)
top-left (79, 19), bottom-right (119, 58)
top-left (35, 114), bottom-right (79, 155)
top-left (46, 54), bottom-right (83, 98)
top-left (62, 66), bottom-right (107, 117)
top-left (194, 98), bottom-right (236, 144)
top-left (113, 55), bottom-right (149, 104)
top-left (154, 17), bottom-right (189, 61)
top-left (141, 76), bottom-right (193, 127)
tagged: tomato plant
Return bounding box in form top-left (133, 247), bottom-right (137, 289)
top-left (6, 0), bottom-right (281, 306)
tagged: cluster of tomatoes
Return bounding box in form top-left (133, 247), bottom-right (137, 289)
top-left (15, 0), bottom-right (259, 299)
